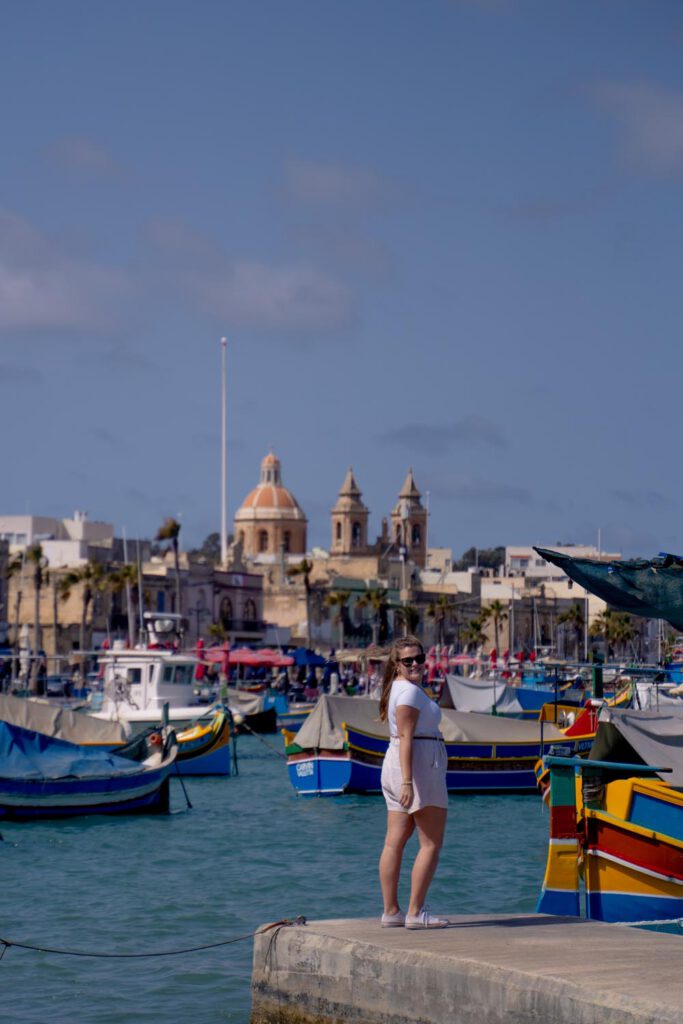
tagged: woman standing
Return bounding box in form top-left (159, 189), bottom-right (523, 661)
top-left (378, 635), bottom-right (448, 929)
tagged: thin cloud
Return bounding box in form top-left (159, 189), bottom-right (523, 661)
top-left (47, 136), bottom-right (123, 177)
top-left (190, 259), bottom-right (355, 333)
top-left (429, 474), bottom-right (534, 505)
top-left (612, 488), bottom-right (670, 509)
top-left (282, 158), bottom-right (393, 210)
top-left (0, 210), bottom-right (128, 332)
top-left (91, 426), bottom-right (119, 445)
top-left (0, 363), bottom-right (43, 384)
top-left (377, 416), bottom-right (507, 454)
top-left (291, 223), bottom-right (394, 280)
top-left (593, 80), bottom-right (683, 174)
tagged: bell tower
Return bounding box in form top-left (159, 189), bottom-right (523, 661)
top-left (331, 468), bottom-right (369, 556)
top-left (390, 468), bottom-right (427, 569)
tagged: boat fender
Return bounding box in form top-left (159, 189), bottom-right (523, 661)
top-left (147, 732), bottom-right (163, 749)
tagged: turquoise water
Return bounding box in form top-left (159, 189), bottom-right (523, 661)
top-left (1, 738), bottom-right (549, 1024)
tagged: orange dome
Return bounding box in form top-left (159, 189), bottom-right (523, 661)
top-left (240, 485), bottom-right (299, 512)
top-left (235, 451), bottom-right (307, 524)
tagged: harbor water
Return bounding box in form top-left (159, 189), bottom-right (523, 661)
top-left (1, 736), bottom-right (549, 1024)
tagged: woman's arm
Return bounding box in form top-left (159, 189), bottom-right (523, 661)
top-left (396, 704), bottom-right (419, 808)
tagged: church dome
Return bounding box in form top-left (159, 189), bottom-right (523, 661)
top-left (235, 453), bottom-right (306, 523)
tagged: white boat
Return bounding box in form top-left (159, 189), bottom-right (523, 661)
top-left (91, 645), bottom-right (221, 732)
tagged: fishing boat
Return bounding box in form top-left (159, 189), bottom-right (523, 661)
top-left (0, 692), bottom-right (233, 777)
top-left (174, 708), bottom-right (234, 775)
top-left (285, 695), bottom-right (595, 796)
top-left (537, 705), bottom-right (683, 923)
top-left (0, 720), bottom-right (178, 820)
top-left (439, 675), bottom-right (585, 720)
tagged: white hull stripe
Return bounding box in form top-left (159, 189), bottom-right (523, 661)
top-left (587, 848), bottom-right (683, 886)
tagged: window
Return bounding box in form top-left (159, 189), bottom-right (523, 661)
top-left (156, 590), bottom-right (165, 612)
top-left (244, 598), bottom-right (257, 623)
top-left (283, 531), bottom-right (291, 553)
top-left (259, 530), bottom-right (268, 552)
top-left (238, 531), bottom-right (245, 545)
top-left (220, 597), bottom-right (233, 627)
top-left (127, 668), bottom-right (142, 684)
top-left (412, 524), bottom-right (421, 546)
top-left (352, 522), bottom-right (361, 547)
top-left (336, 522), bottom-right (342, 542)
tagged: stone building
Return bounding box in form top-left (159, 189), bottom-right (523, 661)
top-left (234, 452), bottom-right (307, 560)
top-left (330, 468), bottom-right (370, 556)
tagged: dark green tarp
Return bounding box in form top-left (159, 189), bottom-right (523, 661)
top-left (535, 547), bottom-right (683, 630)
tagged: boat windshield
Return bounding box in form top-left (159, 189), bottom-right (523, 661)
top-left (162, 664), bottom-right (195, 685)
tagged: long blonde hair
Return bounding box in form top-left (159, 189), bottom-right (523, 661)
top-left (378, 634), bottom-right (424, 722)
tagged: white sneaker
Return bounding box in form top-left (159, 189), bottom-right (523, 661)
top-left (381, 910), bottom-right (406, 927)
top-left (405, 909), bottom-right (448, 930)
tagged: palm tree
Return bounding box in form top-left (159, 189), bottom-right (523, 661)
top-left (106, 563), bottom-right (138, 646)
top-left (461, 616), bottom-right (486, 653)
top-left (394, 603), bottom-right (420, 637)
top-left (207, 622), bottom-right (228, 643)
top-left (325, 590), bottom-right (351, 649)
top-left (58, 559), bottom-right (106, 685)
top-left (426, 594), bottom-right (458, 647)
top-left (558, 602), bottom-right (584, 661)
top-left (484, 599), bottom-right (508, 655)
top-left (25, 544), bottom-right (48, 693)
top-left (357, 587), bottom-right (389, 644)
top-left (589, 609), bottom-right (636, 660)
top-left (286, 558), bottom-right (313, 647)
top-left (156, 517), bottom-right (182, 623)
top-left (6, 552), bottom-right (25, 685)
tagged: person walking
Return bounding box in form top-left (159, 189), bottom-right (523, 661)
top-left (378, 634), bottom-right (448, 929)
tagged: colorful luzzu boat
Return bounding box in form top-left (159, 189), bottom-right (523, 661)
top-left (175, 709), bottom-right (233, 775)
top-left (537, 706), bottom-right (683, 923)
top-left (285, 695), bottom-right (595, 796)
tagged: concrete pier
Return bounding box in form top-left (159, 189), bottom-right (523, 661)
top-left (251, 914), bottom-right (683, 1024)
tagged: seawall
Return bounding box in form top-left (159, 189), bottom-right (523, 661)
top-left (251, 914), bottom-right (683, 1024)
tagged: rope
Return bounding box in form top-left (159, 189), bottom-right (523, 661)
top-left (0, 916), bottom-right (306, 960)
top-left (238, 720), bottom-right (286, 759)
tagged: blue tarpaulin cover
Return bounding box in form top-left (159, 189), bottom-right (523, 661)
top-left (0, 721), bottom-right (143, 781)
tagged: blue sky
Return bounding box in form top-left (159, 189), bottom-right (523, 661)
top-left (1, 0), bottom-right (681, 557)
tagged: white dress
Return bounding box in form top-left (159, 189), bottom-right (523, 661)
top-left (381, 679), bottom-right (447, 813)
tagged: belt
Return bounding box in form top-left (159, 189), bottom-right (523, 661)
top-left (390, 735), bottom-right (443, 740)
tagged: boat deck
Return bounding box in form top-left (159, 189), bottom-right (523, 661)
top-left (252, 913), bottom-right (683, 1023)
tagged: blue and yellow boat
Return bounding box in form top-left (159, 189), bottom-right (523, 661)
top-left (537, 706), bottom-right (683, 923)
top-left (285, 695), bottom-right (595, 796)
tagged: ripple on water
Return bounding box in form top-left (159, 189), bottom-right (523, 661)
top-left (1, 736), bottom-right (550, 1024)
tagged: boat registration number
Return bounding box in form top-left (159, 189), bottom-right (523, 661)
top-left (295, 762), bottom-right (314, 778)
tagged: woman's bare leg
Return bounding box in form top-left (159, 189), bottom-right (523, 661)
top-left (407, 806), bottom-right (447, 916)
top-left (379, 811), bottom-right (415, 915)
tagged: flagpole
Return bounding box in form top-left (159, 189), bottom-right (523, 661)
top-left (220, 336), bottom-right (228, 567)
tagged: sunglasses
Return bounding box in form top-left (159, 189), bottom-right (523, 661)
top-left (398, 654), bottom-right (426, 667)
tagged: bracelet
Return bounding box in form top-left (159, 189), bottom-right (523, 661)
top-left (401, 780), bottom-right (413, 786)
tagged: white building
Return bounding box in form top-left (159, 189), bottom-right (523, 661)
top-left (505, 544), bottom-right (621, 581)
top-left (0, 512), bottom-right (114, 567)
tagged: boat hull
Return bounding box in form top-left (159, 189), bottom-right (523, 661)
top-left (0, 768), bottom-right (172, 820)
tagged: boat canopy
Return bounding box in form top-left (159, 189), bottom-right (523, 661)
top-left (439, 676), bottom-right (525, 715)
top-left (591, 706), bottom-right (683, 787)
top-left (535, 547), bottom-right (683, 630)
top-left (0, 694), bottom-right (128, 745)
top-left (294, 694), bottom-right (565, 751)
top-left (0, 721), bottom-right (145, 781)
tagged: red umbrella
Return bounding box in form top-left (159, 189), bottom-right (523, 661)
top-left (194, 638), bottom-right (206, 681)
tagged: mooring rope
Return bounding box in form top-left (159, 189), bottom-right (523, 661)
top-left (0, 916), bottom-right (306, 961)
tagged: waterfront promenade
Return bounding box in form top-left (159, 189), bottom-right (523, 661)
top-left (252, 913), bottom-right (683, 1024)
